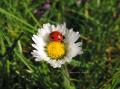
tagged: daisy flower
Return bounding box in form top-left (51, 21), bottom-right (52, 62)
top-left (31, 23), bottom-right (83, 68)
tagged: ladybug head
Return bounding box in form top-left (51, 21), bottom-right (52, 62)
top-left (49, 31), bottom-right (63, 42)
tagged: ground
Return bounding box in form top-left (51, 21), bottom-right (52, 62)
top-left (0, 0), bottom-right (120, 89)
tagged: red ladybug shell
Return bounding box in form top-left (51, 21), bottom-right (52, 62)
top-left (49, 31), bottom-right (63, 42)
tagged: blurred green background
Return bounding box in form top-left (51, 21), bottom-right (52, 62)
top-left (0, 0), bottom-right (120, 89)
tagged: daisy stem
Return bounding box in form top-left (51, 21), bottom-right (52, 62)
top-left (70, 78), bottom-right (80, 82)
top-left (61, 65), bottom-right (76, 89)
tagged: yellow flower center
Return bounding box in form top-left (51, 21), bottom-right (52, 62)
top-left (46, 41), bottom-right (65, 60)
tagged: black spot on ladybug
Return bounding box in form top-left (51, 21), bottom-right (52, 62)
top-left (63, 36), bottom-right (65, 39)
top-left (52, 36), bottom-right (54, 39)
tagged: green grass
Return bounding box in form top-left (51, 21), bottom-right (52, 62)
top-left (0, 0), bottom-right (120, 89)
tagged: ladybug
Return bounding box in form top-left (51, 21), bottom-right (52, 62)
top-left (49, 31), bottom-right (63, 42)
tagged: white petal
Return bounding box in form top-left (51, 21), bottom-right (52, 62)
top-left (56, 23), bottom-right (66, 35)
top-left (32, 35), bottom-right (46, 46)
top-left (31, 49), bottom-right (50, 61)
top-left (46, 60), bottom-right (64, 68)
top-left (65, 29), bottom-right (80, 43)
top-left (39, 23), bottom-right (52, 35)
top-left (65, 42), bottom-right (83, 59)
top-left (34, 58), bottom-right (41, 61)
top-left (32, 50), bottom-right (46, 58)
top-left (51, 25), bottom-right (56, 31)
top-left (38, 23), bottom-right (52, 42)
